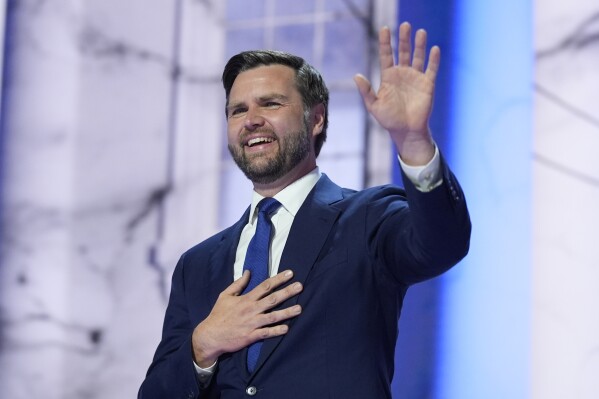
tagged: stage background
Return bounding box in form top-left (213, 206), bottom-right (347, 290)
top-left (0, 0), bottom-right (597, 398)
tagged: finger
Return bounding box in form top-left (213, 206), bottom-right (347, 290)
top-left (224, 270), bottom-right (250, 295)
top-left (259, 305), bottom-right (302, 326)
top-left (258, 281), bottom-right (303, 312)
top-left (425, 45), bottom-right (441, 81)
top-left (412, 29), bottom-right (427, 72)
top-left (353, 74), bottom-right (376, 110)
top-left (250, 324), bottom-right (289, 342)
top-left (378, 26), bottom-right (394, 70)
top-left (398, 22), bottom-right (412, 67)
top-left (247, 269), bottom-right (294, 299)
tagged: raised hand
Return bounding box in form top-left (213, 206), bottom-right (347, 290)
top-left (192, 270), bottom-right (303, 368)
top-left (354, 22), bottom-right (439, 165)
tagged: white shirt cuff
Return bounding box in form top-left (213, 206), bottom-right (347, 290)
top-left (194, 360), bottom-right (217, 385)
top-left (397, 145), bottom-right (443, 192)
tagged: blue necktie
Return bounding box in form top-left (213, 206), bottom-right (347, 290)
top-left (242, 197), bottom-right (281, 372)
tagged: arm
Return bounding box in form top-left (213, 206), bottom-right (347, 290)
top-left (366, 159), bottom-right (471, 285)
top-left (356, 23), bottom-right (470, 283)
top-left (139, 256), bottom-right (303, 398)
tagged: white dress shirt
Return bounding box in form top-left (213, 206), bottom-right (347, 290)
top-left (233, 168), bottom-right (322, 280)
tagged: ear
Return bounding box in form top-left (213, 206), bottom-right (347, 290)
top-left (310, 103), bottom-right (325, 137)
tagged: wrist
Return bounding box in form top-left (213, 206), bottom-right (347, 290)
top-left (192, 323), bottom-right (221, 368)
top-left (396, 134), bottom-right (435, 166)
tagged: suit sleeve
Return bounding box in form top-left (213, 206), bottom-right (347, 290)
top-left (138, 254), bottom-right (215, 399)
top-left (367, 154), bottom-right (471, 285)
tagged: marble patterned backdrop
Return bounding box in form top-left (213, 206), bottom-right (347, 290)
top-left (533, 1), bottom-right (599, 398)
top-left (0, 1), bottom-right (225, 398)
top-left (0, 0), bottom-right (384, 398)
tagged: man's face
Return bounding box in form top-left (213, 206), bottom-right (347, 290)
top-left (226, 65), bottom-right (317, 185)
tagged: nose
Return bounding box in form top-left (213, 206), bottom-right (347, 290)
top-left (244, 108), bottom-right (265, 131)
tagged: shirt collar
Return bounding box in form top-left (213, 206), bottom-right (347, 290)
top-left (248, 167), bottom-right (322, 224)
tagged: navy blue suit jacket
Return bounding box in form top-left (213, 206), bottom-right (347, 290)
top-left (139, 163), bottom-right (470, 399)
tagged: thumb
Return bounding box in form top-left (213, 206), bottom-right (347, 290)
top-left (353, 74), bottom-right (377, 110)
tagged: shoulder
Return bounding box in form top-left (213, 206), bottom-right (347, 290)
top-left (316, 173), bottom-right (407, 207)
top-left (337, 183), bottom-right (409, 211)
top-left (181, 225), bottom-right (232, 259)
top-left (174, 221), bottom-right (240, 272)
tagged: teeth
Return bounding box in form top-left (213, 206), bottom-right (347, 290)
top-left (247, 137), bottom-right (274, 147)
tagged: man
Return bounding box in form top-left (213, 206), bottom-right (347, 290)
top-left (139, 23), bottom-right (470, 399)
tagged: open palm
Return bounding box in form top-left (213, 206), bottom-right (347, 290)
top-left (355, 23), bottom-right (439, 164)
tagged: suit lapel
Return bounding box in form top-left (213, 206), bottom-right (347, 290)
top-left (278, 175), bottom-right (343, 292)
top-left (250, 174), bottom-right (344, 375)
top-left (206, 207), bottom-right (249, 308)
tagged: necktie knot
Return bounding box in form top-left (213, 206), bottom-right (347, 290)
top-left (257, 197), bottom-right (281, 218)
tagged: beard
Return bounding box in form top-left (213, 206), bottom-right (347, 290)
top-left (228, 122), bottom-right (312, 185)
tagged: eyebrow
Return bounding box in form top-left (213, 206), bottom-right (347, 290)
top-left (257, 93), bottom-right (291, 103)
top-left (226, 93), bottom-right (292, 113)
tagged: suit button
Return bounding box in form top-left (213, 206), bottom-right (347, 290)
top-left (246, 386), bottom-right (257, 396)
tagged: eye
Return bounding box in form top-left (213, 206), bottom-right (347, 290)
top-left (228, 107), bottom-right (247, 118)
top-left (264, 102), bottom-right (281, 109)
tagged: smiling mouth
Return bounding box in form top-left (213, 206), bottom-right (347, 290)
top-left (246, 137), bottom-right (276, 147)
